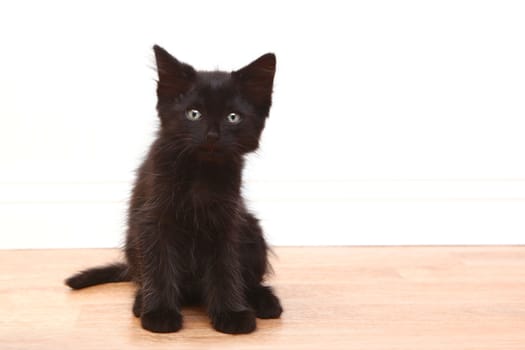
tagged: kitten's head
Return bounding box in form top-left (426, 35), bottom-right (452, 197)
top-left (153, 45), bottom-right (276, 161)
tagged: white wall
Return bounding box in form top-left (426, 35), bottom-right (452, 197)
top-left (1, 1), bottom-right (525, 248)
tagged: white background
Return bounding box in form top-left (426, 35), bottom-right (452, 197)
top-left (1, 0), bottom-right (524, 248)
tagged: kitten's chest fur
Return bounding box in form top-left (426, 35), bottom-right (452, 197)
top-left (146, 160), bottom-right (245, 279)
top-left (135, 153), bottom-right (244, 236)
top-left (177, 182), bottom-right (241, 241)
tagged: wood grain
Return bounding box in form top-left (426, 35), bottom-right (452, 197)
top-left (0, 247), bottom-right (524, 349)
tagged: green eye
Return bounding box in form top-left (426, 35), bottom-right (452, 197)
top-left (186, 109), bottom-right (202, 121)
top-left (226, 112), bottom-right (242, 124)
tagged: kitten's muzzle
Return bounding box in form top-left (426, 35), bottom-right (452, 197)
top-left (206, 130), bottom-right (219, 143)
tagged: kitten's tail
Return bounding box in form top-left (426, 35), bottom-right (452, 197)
top-left (65, 263), bottom-right (131, 290)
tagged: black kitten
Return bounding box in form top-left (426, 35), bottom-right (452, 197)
top-left (65, 45), bottom-right (282, 334)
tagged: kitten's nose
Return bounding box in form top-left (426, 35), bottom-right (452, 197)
top-left (206, 130), bottom-right (219, 143)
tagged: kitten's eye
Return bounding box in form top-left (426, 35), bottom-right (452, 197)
top-left (226, 112), bottom-right (242, 124)
top-left (186, 109), bottom-right (202, 121)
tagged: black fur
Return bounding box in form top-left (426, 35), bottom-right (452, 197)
top-left (65, 45), bottom-right (282, 334)
top-left (66, 263), bottom-right (130, 289)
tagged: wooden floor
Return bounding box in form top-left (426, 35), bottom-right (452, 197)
top-left (1, 247), bottom-right (524, 349)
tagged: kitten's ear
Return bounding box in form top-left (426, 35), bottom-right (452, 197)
top-left (153, 45), bottom-right (196, 101)
top-left (232, 53), bottom-right (276, 114)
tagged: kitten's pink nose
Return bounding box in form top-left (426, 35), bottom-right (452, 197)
top-left (206, 130), bottom-right (219, 143)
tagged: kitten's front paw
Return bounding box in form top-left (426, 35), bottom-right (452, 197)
top-left (141, 309), bottom-right (183, 333)
top-left (212, 309), bottom-right (256, 334)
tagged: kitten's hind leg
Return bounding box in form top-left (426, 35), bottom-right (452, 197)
top-left (132, 290), bottom-right (142, 317)
top-left (247, 285), bottom-right (283, 319)
top-left (239, 211), bottom-right (283, 319)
